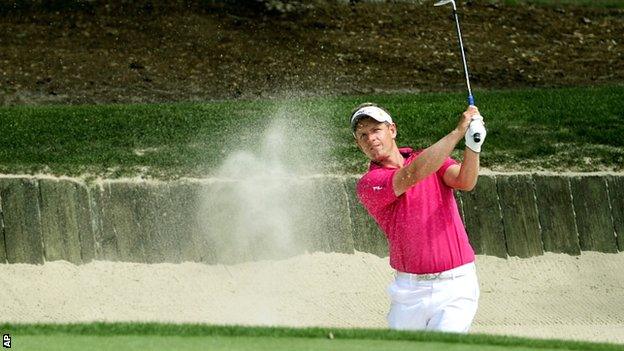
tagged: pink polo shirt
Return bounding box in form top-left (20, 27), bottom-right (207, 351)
top-left (356, 147), bottom-right (475, 274)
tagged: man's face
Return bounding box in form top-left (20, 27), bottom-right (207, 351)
top-left (354, 117), bottom-right (397, 162)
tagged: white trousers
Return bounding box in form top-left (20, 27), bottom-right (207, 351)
top-left (387, 262), bottom-right (479, 333)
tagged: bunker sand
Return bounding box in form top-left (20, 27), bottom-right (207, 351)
top-left (1, 251), bottom-right (622, 344)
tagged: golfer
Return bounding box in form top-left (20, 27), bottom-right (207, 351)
top-left (352, 103), bottom-right (485, 332)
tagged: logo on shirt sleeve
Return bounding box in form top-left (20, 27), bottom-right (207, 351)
top-left (372, 186), bottom-right (383, 191)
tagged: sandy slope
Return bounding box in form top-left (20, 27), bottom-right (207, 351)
top-left (0, 251), bottom-right (622, 344)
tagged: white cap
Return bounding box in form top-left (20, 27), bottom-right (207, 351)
top-left (350, 106), bottom-right (393, 132)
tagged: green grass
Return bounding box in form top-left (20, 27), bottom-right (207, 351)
top-left (2, 323), bottom-right (623, 351)
top-left (0, 85), bottom-right (623, 178)
top-left (14, 335), bottom-right (613, 351)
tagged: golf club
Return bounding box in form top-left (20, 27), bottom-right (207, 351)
top-left (434, 0), bottom-right (483, 143)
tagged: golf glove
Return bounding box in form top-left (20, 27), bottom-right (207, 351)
top-left (465, 115), bottom-right (486, 153)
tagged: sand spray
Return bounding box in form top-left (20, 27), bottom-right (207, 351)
top-left (195, 103), bottom-right (341, 324)
top-left (198, 103), bottom-right (337, 265)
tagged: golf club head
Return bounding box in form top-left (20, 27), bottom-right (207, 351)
top-left (433, 0), bottom-right (454, 6)
top-left (434, 0), bottom-right (456, 10)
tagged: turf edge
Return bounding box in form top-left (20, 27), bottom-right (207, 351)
top-left (0, 323), bottom-right (622, 351)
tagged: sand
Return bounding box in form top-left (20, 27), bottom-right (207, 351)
top-left (1, 251), bottom-right (623, 344)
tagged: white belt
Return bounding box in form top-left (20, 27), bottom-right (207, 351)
top-left (396, 262), bottom-right (475, 281)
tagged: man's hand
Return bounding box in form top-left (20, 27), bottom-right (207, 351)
top-left (460, 106), bottom-right (486, 153)
top-left (455, 106), bottom-right (480, 135)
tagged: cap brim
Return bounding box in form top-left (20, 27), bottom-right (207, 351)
top-left (350, 106), bottom-right (393, 132)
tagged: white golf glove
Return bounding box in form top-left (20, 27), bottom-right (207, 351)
top-left (465, 115), bottom-right (486, 153)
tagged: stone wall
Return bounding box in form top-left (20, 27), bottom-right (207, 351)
top-left (0, 174), bottom-right (621, 264)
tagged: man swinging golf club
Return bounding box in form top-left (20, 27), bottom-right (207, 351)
top-left (352, 102), bottom-right (484, 332)
top-left (351, 0), bottom-right (486, 332)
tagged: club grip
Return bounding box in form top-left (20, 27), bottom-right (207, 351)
top-left (468, 95), bottom-right (477, 141)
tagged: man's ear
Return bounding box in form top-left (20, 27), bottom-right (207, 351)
top-left (389, 123), bottom-right (397, 139)
top-left (354, 137), bottom-right (364, 152)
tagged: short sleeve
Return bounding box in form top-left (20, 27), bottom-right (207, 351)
top-left (436, 157), bottom-right (459, 178)
top-left (356, 169), bottom-right (398, 215)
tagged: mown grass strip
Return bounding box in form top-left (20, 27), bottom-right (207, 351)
top-left (1, 322), bottom-right (622, 351)
top-left (14, 334), bottom-right (608, 351)
top-left (0, 85), bottom-right (622, 178)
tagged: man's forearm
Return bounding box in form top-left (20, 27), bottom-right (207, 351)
top-left (456, 148), bottom-right (480, 191)
top-left (405, 129), bottom-right (463, 180)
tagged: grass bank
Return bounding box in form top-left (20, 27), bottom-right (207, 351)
top-left (2, 323), bottom-right (622, 351)
top-left (0, 85), bottom-right (622, 179)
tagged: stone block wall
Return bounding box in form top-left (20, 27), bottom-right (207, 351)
top-left (0, 174), bottom-right (621, 264)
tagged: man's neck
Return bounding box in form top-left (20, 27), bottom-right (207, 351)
top-left (374, 146), bottom-right (405, 169)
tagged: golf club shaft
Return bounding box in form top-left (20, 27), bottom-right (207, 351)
top-left (451, 7), bottom-right (481, 142)
top-left (452, 8), bottom-right (474, 106)
top-left (435, 0), bottom-right (482, 143)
